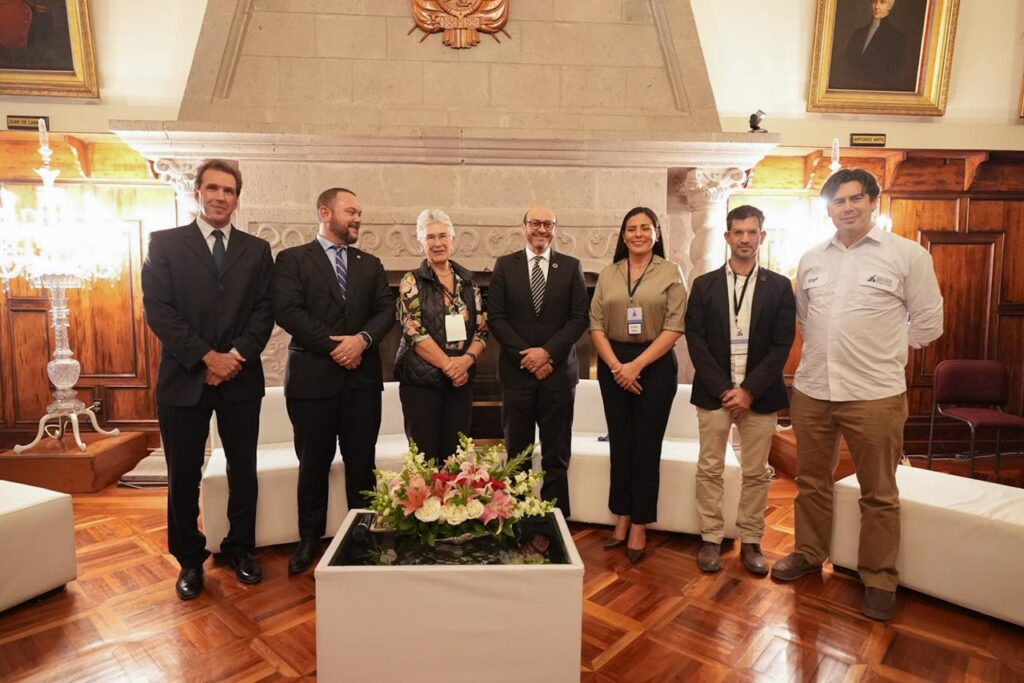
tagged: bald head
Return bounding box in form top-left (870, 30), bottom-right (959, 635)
top-left (522, 206), bottom-right (557, 255)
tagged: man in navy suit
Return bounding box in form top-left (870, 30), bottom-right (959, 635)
top-left (488, 206), bottom-right (589, 517)
top-left (271, 187), bottom-right (395, 574)
top-left (685, 205), bottom-right (795, 576)
top-left (142, 159), bottom-right (275, 600)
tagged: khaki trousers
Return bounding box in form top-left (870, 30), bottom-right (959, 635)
top-left (695, 407), bottom-right (777, 544)
top-left (790, 389), bottom-right (908, 591)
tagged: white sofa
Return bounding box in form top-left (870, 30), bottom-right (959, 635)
top-left (0, 480), bottom-right (77, 613)
top-left (567, 379), bottom-right (742, 537)
top-left (200, 383), bottom-right (410, 553)
top-left (830, 466), bottom-right (1024, 626)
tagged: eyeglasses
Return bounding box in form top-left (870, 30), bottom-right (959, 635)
top-left (525, 220), bottom-right (556, 230)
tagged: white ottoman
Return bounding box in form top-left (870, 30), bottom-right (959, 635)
top-left (0, 481), bottom-right (77, 613)
top-left (200, 383), bottom-right (410, 553)
top-left (830, 466), bottom-right (1024, 626)
top-left (567, 380), bottom-right (742, 536)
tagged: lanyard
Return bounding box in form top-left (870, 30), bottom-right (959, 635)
top-left (732, 267), bottom-right (756, 324)
top-left (625, 257), bottom-right (654, 302)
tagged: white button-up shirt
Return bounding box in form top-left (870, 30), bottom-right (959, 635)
top-left (794, 226), bottom-right (943, 402)
top-left (197, 216), bottom-right (232, 253)
top-left (725, 263), bottom-right (757, 386)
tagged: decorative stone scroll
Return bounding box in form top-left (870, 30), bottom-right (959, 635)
top-left (152, 158), bottom-right (199, 220)
top-left (679, 167), bottom-right (747, 288)
top-left (411, 0), bottom-right (509, 49)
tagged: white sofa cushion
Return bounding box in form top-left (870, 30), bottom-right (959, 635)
top-left (201, 383), bottom-right (411, 553)
top-left (567, 380), bottom-right (741, 536)
top-left (0, 481), bottom-right (77, 613)
top-left (830, 466), bottom-right (1024, 626)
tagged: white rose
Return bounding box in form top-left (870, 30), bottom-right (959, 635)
top-left (415, 496), bottom-right (442, 523)
top-left (445, 505), bottom-right (469, 526)
top-left (465, 499), bottom-right (484, 519)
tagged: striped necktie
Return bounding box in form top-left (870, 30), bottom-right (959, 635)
top-left (332, 245), bottom-right (348, 299)
top-left (530, 254), bottom-right (545, 314)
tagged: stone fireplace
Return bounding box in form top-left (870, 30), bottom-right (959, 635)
top-left (113, 0), bottom-right (778, 417)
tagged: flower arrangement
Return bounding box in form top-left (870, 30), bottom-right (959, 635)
top-left (367, 435), bottom-right (555, 547)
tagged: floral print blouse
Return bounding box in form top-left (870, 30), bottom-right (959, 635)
top-left (397, 268), bottom-right (488, 352)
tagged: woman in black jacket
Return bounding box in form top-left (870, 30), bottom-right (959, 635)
top-left (395, 209), bottom-right (487, 463)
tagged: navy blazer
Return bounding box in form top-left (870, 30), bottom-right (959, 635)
top-left (487, 249), bottom-right (589, 391)
top-left (142, 222), bottom-right (275, 407)
top-left (685, 264), bottom-right (796, 414)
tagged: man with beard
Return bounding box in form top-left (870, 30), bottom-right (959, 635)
top-left (271, 187), bottom-right (395, 574)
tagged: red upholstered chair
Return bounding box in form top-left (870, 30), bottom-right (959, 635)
top-left (926, 359), bottom-right (1024, 477)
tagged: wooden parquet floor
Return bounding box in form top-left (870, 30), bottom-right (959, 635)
top-left (2, 478), bottom-right (1022, 682)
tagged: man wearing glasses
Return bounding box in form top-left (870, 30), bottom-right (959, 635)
top-left (488, 206), bottom-right (589, 517)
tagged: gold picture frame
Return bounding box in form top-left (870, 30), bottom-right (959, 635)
top-left (0, 0), bottom-right (99, 98)
top-left (807, 0), bottom-right (959, 116)
top-left (1019, 72), bottom-right (1024, 119)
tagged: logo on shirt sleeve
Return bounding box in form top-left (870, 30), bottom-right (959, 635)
top-left (802, 272), bottom-right (828, 290)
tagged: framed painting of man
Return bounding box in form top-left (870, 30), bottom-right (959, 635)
top-left (0, 0), bottom-right (98, 98)
top-left (807, 0), bottom-right (959, 116)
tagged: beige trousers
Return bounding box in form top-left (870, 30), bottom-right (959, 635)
top-left (790, 389), bottom-right (908, 591)
top-left (695, 407), bottom-right (777, 544)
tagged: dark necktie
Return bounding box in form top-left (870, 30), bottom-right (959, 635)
top-left (530, 255), bottom-right (545, 314)
top-left (333, 246), bottom-right (348, 299)
top-left (212, 229), bottom-right (226, 273)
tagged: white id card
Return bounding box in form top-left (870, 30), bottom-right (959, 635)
top-left (730, 335), bottom-right (749, 358)
top-left (445, 313), bottom-right (468, 342)
top-left (627, 306), bottom-right (643, 335)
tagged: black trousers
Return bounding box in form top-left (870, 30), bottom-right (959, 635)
top-left (158, 386), bottom-right (261, 570)
top-left (597, 342), bottom-right (677, 524)
top-left (502, 381), bottom-right (575, 517)
top-left (287, 388), bottom-right (382, 540)
top-left (399, 382), bottom-right (472, 464)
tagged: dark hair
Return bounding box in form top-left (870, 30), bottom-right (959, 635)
top-left (820, 168), bottom-right (881, 201)
top-left (316, 187), bottom-right (358, 211)
top-left (194, 159), bottom-right (242, 197)
top-left (726, 205), bottom-right (764, 231)
top-left (612, 207), bottom-right (665, 262)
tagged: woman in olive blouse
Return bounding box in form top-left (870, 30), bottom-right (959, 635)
top-left (395, 209), bottom-right (487, 463)
top-left (589, 207), bottom-right (687, 563)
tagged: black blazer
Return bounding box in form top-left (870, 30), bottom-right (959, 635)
top-left (685, 265), bottom-right (795, 414)
top-left (488, 250), bottom-right (589, 390)
top-left (142, 222), bottom-right (275, 407)
top-left (833, 19), bottom-right (914, 91)
top-left (271, 240), bottom-right (395, 399)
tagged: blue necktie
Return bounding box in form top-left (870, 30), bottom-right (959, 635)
top-left (212, 229), bottom-right (226, 273)
top-left (333, 246), bottom-right (348, 299)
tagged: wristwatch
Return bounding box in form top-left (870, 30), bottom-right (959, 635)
top-left (358, 331), bottom-right (372, 347)
top-left (466, 350), bottom-right (478, 363)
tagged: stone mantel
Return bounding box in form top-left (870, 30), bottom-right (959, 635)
top-left (111, 121), bottom-right (778, 170)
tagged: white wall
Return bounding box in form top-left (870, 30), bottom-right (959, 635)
top-left (691, 0), bottom-right (1024, 149)
top-left (0, 0), bottom-right (207, 134)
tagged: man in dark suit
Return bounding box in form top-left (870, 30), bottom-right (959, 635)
top-left (831, 0), bottom-right (916, 92)
top-left (142, 159), bottom-right (275, 600)
top-left (488, 206), bottom-right (589, 518)
top-left (685, 205), bottom-right (795, 576)
top-left (271, 187), bottom-right (395, 574)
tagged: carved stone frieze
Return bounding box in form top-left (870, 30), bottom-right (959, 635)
top-left (152, 158), bottom-right (200, 219)
top-left (678, 167), bottom-right (747, 286)
top-left (412, 0), bottom-right (509, 49)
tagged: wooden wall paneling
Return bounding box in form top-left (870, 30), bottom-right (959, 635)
top-left (912, 231), bottom-right (1004, 386)
top-left (887, 197), bottom-right (960, 239)
top-left (891, 158), bottom-right (967, 193)
top-left (969, 154), bottom-right (1024, 194)
top-left (966, 199), bottom-right (1024, 304)
top-left (996, 314), bottom-right (1024, 417)
top-left (9, 303), bottom-right (55, 423)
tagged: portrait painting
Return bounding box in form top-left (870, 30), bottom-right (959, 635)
top-left (0, 0), bottom-right (98, 98)
top-left (807, 0), bottom-right (960, 116)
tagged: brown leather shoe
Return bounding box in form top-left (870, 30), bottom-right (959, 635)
top-left (697, 541), bottom-right (721, 572)
top-left (862, 587), bottom-right (896, 621)
top-left (740, 543), bottom-right (769, 576)
top-left (770, 552), bottom-right (822, 582)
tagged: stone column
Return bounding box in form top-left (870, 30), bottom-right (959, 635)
top-left (152, 158), bottom-right (199, 224)
top-left (680, 167), bottom-right (747, 289)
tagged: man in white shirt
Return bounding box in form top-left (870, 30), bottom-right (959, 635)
top-left (770, 168), bottom-right (944, 621)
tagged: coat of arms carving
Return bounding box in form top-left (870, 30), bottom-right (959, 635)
top-left (411, 0), bottom-right (509, 49)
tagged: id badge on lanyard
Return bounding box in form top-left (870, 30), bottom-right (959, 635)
top-left (627, 306), bottom-right (643, 335)
top-left (445, 313), bottom-right (468, 342)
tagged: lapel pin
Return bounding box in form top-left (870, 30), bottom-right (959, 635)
top-left (552, 263), bottom-right (559, 269)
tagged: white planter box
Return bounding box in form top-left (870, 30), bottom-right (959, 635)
top-left (315, 509), bottom-right (584, 683)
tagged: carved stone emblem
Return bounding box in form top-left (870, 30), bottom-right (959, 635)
top-left (411, 0), bottom-right (509, 49)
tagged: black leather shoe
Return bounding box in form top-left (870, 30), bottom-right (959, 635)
top-left (175, 567), bottom-right (204, 601)
top-left (289, 538), bottom-right (318, 575)
top-left (230, 553), bottom-right (263, 585)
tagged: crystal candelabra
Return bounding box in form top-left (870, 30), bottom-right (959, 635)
top-left (0, 119), bottom-right (122, 452)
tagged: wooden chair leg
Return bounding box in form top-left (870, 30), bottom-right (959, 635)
top-left (969, 425), bottom-right (977, 478)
